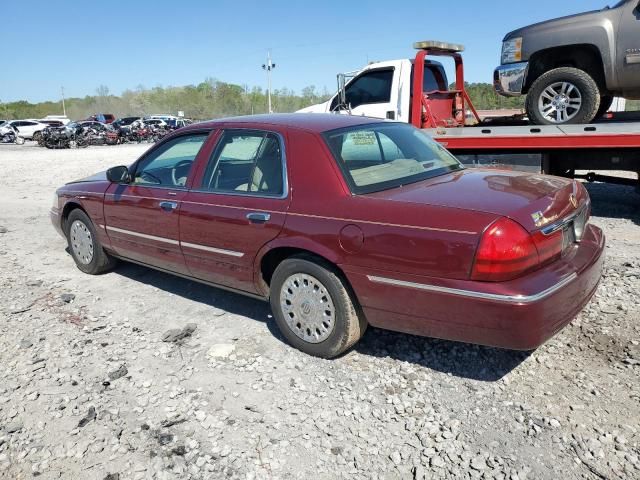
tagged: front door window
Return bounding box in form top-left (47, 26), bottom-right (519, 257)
top-left (133, 133), bottom-right (208, 188)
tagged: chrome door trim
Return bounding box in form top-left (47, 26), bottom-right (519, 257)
top-left (366, 273), bottom-right (578, 304)
top-left (106, 226), bottom-right (180, 245)
top-left (180, 241), bottom-right (244, 257)
top-left (105, 226), bottom-right (244, 256)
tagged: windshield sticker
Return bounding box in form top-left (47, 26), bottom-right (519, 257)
top-left (350, 131), bottom-right (376, 145)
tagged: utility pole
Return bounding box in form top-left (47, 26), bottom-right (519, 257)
top-left (262, 51), bottom-right (276, 113)
top-left (61, 86), bottom-right (66, 117)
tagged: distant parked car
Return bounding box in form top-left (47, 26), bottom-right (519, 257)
top-left (34, 119), bottom-right (64, 128)
top-left (166, 118), bottom-right (193, 129)
top-left (42, 115), bottom-right (71, 125)
top-left (78, 121), bottom-right (110, 131)
top-left (9, 120), bottom-right (48, 141)
top-left (51, 114), bottom-right (604, 358)
top-left (143, 118), bottom-right (169, 128)
top-left (113, 117), bottom-right (141, 128)
top-left (86, 113), bottom-right (116, 124)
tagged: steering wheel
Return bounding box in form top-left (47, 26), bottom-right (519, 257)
top-left (171, 160), bottom-right (192, 186)
top-left (138, 170), bottom-right (162, 185)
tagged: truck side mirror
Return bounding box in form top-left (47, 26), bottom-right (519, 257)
top-left (337, 73), bottom-right (347, 110)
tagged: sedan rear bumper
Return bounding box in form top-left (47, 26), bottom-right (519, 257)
top-left (345, 224), bottom-right (605, 350)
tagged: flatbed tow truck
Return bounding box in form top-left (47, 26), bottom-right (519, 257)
top-left (299, 41), bottom-right (640, 189)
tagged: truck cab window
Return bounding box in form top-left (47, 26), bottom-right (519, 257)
top-left (423, 65), bottom-right (447, 92)
top-left (332, 69), bottom-right (394, 110)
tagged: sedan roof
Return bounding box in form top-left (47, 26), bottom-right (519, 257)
top-left (190, 113), bottom-right (388, 133)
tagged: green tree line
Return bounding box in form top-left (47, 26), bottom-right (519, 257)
top-left (0, 79), bottom-right (332, 121)
top-left (2, 79), bottom-right (637, 121)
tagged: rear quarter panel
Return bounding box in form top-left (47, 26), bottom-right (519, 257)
top-left (268, 129), bottom-right (497, 300)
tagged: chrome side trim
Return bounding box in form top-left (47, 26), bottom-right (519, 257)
top-left (287, 212), bottom-right (477, 235)
top-left (180, 241), bottom-right (244, 257)
top-left (366, 273), bottom-right (578, 304)
top-left (104, 225), bottom-right (245, 257)
top-left (106, 226), bottom-right (180, 245)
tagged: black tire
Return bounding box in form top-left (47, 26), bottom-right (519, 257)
top-left (32, 131), bottom-right (42, 142)
top-left (269, 255), bottom-right (367, 358)
top-left (526, 67), bottom-right (600, 125)
top-left (595, 95), bottom-right (614, 119)
top-left (66, 209), bottom-right (116, 274)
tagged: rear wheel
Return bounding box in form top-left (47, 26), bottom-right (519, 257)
top-left (269, 256), bottom-right (367, 358)
top-left (66, 209), bottom-right (116, 274)
top-left (32, 131), bottom-right (42, 142)
top-left (526, 67), bottom-right (600, 125)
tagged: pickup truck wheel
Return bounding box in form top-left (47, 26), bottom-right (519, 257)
top-left (270, 256), bottom-right (367, 358)
top-left (66, 209), bottom-right (116, 275)
top-left (526, 67), bottom-right (600, 125)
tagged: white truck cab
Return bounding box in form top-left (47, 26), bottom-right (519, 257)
top-left (298, 57), bottom-right (449, 124)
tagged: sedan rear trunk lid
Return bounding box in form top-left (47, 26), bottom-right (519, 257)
top-left (366, 169), bottom-right (588, 232)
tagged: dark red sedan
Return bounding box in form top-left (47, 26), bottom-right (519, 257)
top-left (51, 114), bottom-right (605, 358)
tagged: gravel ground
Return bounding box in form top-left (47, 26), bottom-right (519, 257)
top-left (0, 142), bottom-right (639, 480)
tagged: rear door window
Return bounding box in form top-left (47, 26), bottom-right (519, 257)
top-left (201, 131), bottom-right (284, 196)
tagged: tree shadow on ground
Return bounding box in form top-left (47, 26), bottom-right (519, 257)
top-left (113, 262), bottom-right (529, 382)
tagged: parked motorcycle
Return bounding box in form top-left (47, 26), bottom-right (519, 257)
top-left (44, 123), bottom-right (89, 149)
top-left (0, 124), bottom-right (26, 145)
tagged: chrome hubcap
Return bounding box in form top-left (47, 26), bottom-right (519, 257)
top-left (280, 273), bottom-right (335, 343)
top-left (70, 220), bottom-right (94, 264)
top-left (538, 81), bottom-right (582, 123)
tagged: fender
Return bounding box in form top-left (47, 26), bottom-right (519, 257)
top-left (252, 233), bottom-right (348, 297)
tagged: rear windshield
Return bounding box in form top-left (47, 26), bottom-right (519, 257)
top-left (323, 122), bottom-right (463, 194)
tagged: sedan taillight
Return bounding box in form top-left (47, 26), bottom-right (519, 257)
top-left (471, 217), bottom-right (555, 282)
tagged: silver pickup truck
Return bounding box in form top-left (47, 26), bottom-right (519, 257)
top-left (494, 0), bottom-right (640, 125)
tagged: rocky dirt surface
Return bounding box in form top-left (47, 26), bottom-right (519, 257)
top-left (0, 143), bottom-right (639, 480)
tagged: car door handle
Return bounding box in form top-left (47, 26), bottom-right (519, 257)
top-left (246, 212), bottom-right (271, 223)
top-left (159, 201), bottom-right (178, 211)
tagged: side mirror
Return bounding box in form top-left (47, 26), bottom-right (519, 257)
top-left (337, 73), bottom-right (347, 109)
top-left (106, 165), bottom-right (130, 183)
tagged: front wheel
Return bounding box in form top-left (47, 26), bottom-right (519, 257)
top-left (66, 209), bottom-right (117, 274)
top-left (269, 256), bottom-right (367, 358)
top-left (526, 67), bottom-right (600, 125)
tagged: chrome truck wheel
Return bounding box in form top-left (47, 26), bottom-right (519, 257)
top-left (537, 81), bottom-right (582, 124)
top-left (526, 67), bottom-right (600, 126)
